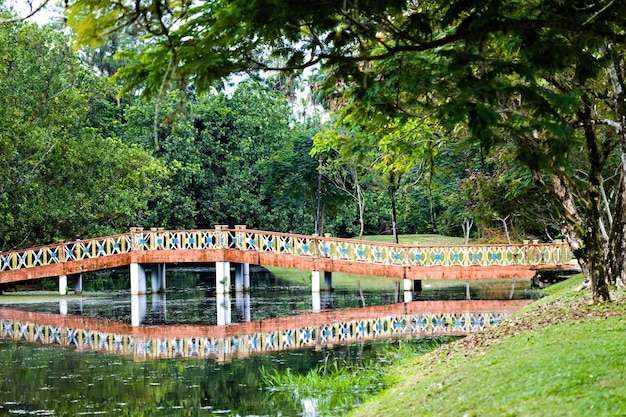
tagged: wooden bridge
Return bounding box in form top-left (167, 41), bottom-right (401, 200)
top-left (0, 226), bottom-right (571, 297)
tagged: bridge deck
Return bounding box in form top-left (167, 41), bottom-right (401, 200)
top-left (0, 227), bottom-right (572, 285)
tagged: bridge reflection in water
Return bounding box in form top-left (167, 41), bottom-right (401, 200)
top-left (0, 299), bottom-right (531, 362)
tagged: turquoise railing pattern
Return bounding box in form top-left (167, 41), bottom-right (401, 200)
top-left (0, 308), bottom-right (512, 362)
top-left (0, 226), bottom-right (572, 274)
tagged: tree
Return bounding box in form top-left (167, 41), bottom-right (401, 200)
top-left (0, 17), bottom-right (167, 249)
top-left (63, 0), bottom-right (626, 303)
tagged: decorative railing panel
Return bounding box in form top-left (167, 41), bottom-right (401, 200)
top-left (0, 227), bottom-right (572, 276)
top-left (0, 308), bottom-right (514, 362)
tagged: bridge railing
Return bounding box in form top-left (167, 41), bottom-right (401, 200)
top-left (235, 229), bottom-right (571, 268)
top-left (0, 227), bottom-right (572, 274)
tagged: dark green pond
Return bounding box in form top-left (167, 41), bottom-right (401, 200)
top-left (0, 267), bottom-right (539, 416)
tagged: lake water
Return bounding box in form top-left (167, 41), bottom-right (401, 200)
top-left (0, 267), bottom-right (539, 416)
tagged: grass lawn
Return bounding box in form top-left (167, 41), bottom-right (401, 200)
top-left (357, 234), bottom-right (465, 245)
top-left (349, 275), bottom-right (626, 417)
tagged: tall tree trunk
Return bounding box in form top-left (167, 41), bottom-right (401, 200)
top-left (551, 172), bottom-right (611, 303)
top-left (607, 49), bottom-right (626, 288)
top-left (357, 181), bottom-right (365, 239)
top-left (582, 100), bottom-right (611, 302)
top-left (609, 166), bottom-right (626, 287)
top-left (462, 219), bottom-right (473, 244)
top-left (390, 187), bottom-right (399, 244)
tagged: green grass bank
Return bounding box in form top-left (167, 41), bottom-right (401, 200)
top-left (349, 275), bottom-right (626, 417)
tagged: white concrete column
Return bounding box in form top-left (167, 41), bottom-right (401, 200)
top-left (234, 263), bottom-right (244, 292)
top-left (312, 292), bottom-right (321, 312)
top-left (404, 290), bottom-right (413, 303)
top-left (243, 263), bottom-right (250, 291)
top-left (59, 275), bottom-right (68, 295)
top-left (151, 263), bottom-right (166, 293)
top-left (311, 271), bottom-right (321, 293)
top-left (131, 295), bottom-right (147, 326)
top-left (216, 293), bottom-right (232, 326)
top-left (59, 300), bottom-right (68, 315)
top-left (130, 263), bottom-right (147, 295)
top-left (403, 279), bottom-right (413, 291)
top-left (215, 261), bottom-right (231, 294)
top-left (74, 274), bottom-right (83, 295)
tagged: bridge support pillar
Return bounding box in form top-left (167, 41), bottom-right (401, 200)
top-left (235, 292), bottom-right (251, 322)
top-left (234, 263), bottom-right (250, 292)
top-left (59, 275), bottom-right (68, 295)
top-left (216, 293), bottom-right (232, 325)
top-left (311, 271), bottom-right (321, 292)
top-left (244, 263), bottom-right (250, 289)
top-left (312, 292), bottom-right (321, 312)
top-left (74, 274), bottom-right (83, 295)
top-left (151, 263), bottom-right (166, 293)
top-left (59, 299), bottom-right (67, 315)
top-left (216, 261), bottom-right (231, 294)
top-left (131, 295), bottom-right (147, 326)
top-left (323, 271), bottom-right (333, 291)
top-left (130, 263), bottom-right (147, 295)
top-left (403, 278), bottom-right (413, 302)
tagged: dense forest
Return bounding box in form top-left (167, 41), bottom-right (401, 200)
top-left (0, 12), bottom-right (556, 252)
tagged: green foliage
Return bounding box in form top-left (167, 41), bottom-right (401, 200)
top-left (0, 20), bottom-right (167, 249)
top-left (105, 80), bottom-right (323, 232)
top-left (59, 0), bottom-right (626, 299)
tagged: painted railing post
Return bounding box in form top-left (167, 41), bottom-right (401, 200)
top-left (523, 240), bottom-right (530, 266)
top-left (58, 240), bottom-right (66, 264)
top-left (532, 240), bottom-right (540, 265)
top-left (150, 228), bottom-right (157, 250)
top-left (130, 227), bottom-right (137, 250)
top-left (75, 239), bottom-right (81, 260)
top-left (235, 225), bottom-right (247, 250)
top-left (215, 225), bottom-right (229, 249)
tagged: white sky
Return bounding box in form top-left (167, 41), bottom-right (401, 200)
top-left (9, 0), bottom-right (55, 24)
